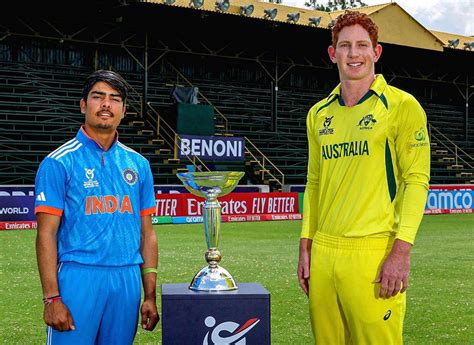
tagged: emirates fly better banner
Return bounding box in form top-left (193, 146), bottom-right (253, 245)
top-left (154, 192), bottom-right (300, 218)
top-left (152, 192), bottom-right (302, 224)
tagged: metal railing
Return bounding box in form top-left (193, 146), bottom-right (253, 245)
top-left (429, 124), bottom-right (473, 169)
top-left (165, 61), bottom-right (285, 188)
top-left (146, 104), bottom-right (211, 171)
top-left (245, 136), bottom-right (285, 187)
top-left (124, 77), bottom-right (210, 171)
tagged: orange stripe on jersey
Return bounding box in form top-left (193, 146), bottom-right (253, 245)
top-left (140, 207), bottom-right (155, 216)
top-left (35, 206), bottom-right (63, 216)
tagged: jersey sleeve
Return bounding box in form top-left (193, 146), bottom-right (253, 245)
top-left (34, 157), bottom-right (67, 216)
top-left (139, 160), bottom-right (156, 216)
top-left (301, 107), bottom-right (321, 240)
top-left (394, 95), bottom-right (430, 244)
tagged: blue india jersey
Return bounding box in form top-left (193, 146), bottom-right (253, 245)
top-left (35, 127), bottom-right (156, 266)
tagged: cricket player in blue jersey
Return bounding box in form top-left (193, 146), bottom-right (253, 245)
top-left (35, 69), bottom-right (159, 344)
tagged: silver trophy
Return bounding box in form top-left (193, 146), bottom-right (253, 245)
top-left (177, 171), bottom-right (244, 291)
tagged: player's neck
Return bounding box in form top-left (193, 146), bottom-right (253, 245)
top-left (82, 124), bottom-right (116, 151)
top-left (340, 76), bottom-right (375, 107)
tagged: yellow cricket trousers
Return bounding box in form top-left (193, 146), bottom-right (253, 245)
top-left (309, 232), bottom-right (405, 345)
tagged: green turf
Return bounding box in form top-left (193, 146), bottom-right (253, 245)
top-left (0, 214), bottom-right (472, 344)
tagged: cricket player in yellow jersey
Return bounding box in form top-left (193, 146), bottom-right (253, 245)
top-left (297, 10), bottom-right (430, 344)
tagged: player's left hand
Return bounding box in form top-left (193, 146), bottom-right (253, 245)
top-left (140, 299), bottom-right (160, 331)
top-left (375, 239), bottom-right (412, 299)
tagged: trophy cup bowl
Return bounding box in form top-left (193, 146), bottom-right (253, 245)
top-left (177, 171), bottom-right (244, 291)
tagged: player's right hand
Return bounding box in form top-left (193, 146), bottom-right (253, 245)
top-left (297, 238), bottom-right (312, 296)
top-left (44, 300), bottom-right (75, 331)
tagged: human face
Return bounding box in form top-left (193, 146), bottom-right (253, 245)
top-left (80, 81), bottom-right (126, 133)
top-left (328, 24), bottom-right (382, 83)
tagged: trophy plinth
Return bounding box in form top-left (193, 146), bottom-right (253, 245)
top-left (177, 171), bottom-right (244, 291)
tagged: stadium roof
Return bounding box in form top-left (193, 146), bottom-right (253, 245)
top-left (141, 0), bottom-right (473, 53)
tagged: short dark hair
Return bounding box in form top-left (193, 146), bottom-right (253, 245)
top-left (82, 69), bottom-right (129, 103)
top-left (331, 10), bottom-right (379, 49)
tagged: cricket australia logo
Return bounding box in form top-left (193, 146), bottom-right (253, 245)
top-left (319, 116), bottom-right (335, 136)
top-left (83, 168), bottom-right (99, 188)
top-left (122, 168), bottom-right (138, 186)
top-left (358, 114), bottom-right (377, 130)
top-left (203, 316), bottom-right (260, 345)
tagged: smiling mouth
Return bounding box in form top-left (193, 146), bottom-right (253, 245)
top-left (348, 62), bottom-right (362, 67)
top-left (97, 112), bottom-right (112, 118)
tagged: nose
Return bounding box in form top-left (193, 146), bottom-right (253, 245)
top-left (101, 97), bottom-right (112, 109)
top-left (347, 46), bottom-right (358, 58)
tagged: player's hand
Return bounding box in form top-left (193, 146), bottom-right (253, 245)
top-left (44, 300), bottom-right (75, 331)
top-left (298, 238), bottom-right (312, 296)
top-left (375, 239), bottom-right (412, 299)
top-left (141, 299), bottom-right (159, 331)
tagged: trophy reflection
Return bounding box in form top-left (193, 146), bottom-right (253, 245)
top-left (177, 171), bottom-right (244, 291)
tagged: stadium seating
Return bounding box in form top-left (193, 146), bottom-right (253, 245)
top-left (0, 59), bottom-right (472, 187)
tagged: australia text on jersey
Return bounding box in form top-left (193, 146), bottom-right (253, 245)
top-left (322, 140), bottom-right (369, 160)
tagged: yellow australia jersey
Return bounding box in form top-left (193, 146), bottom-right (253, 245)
top-left (301, 75), bottom-right (430, 244)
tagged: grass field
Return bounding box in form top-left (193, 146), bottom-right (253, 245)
top-left (0, 214), bottom-right (472, 344)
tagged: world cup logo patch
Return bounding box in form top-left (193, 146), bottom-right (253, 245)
top-left (122, 168), bottom-right (138, 186)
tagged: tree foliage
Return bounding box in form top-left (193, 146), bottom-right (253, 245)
top-left (305, 0), bottom-right (367, 11)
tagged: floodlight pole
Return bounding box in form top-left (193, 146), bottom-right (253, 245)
top-left (143, 33), bottom-right (149, 117)
top-left (272, 54), bottom-right (278, 132)
top-left (465, 75), bottom-right (470, 142)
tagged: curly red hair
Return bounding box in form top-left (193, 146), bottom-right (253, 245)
top-left (331, 10), bottom-right (379, 48)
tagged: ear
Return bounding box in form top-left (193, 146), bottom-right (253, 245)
top-left (327, 45), bottom-right (337, 63)
top-left (80, 99), bottom-right (86, 114)
top-left (373, 44), bottom-right (383, 62)
top-left (121, 104), bottom-right (127, 119)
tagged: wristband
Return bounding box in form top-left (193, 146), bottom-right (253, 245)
top-left (141, 267), bottom-right (158, 275)
top-left (43, 295), bottom-right (62, 305)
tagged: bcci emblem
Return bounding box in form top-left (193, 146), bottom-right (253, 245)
top-left (83, 168), bottom-right (99, 188)
top-left (358, 114), bottom-right (377, 130)
top-left (319, 116), bottom-right (335, 136)
top-left (122, 168), bottom-right (138, 186)
top-left (203, 316), bottom-right (260, 345)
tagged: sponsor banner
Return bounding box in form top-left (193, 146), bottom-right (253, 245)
top-left (282, 185), bottom-right (305, 193)
top-left (0, 196), bottom-right (35, 222)
top-left (286, 184), bottom-right (474, 214)
top-left (0, 186), bottom-right (36, 226)
top-left (153, 192), bottom-right (299, 217)
top-left (151, 216), bottom-right (173, 224)
top-left (222, 214), bottom-right (263, 222)
top-left (0, 220), bottom-right (37, 230)
top-left (424, 209), bottom-right (473, 215)
top-left (168, 213), bottom-right (303, 224)
top-left (172, 216), bottom-right (203, 224)
top-left (425, 185), bottom-right (474, 214)
top-left (178, 134), bottom-right (245, 161)
top-left (222, 213), bottom-right (302, 222)
top-left (154, 185), bottom-right (267, 194)
top-left (0, 185), bottom-right (35, 197)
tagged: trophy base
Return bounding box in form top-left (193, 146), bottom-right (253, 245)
top-left (189, 265), bottom-right (238, 291)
